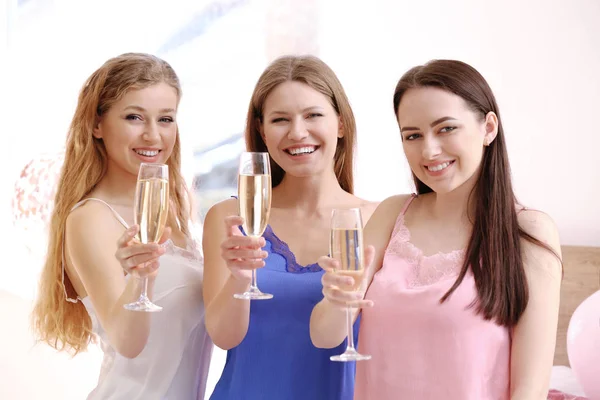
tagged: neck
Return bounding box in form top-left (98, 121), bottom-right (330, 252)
top-left (272, 168), bottom-right (347, 216)
top-left (93, 162), bottom-right (138, 205)
top-left (428, 174), bottom-right (478, 224)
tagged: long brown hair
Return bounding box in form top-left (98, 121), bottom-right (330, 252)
top-left (393, 59), bottom-right (554, 327)
top-left (244, 55), bottom-right (356, 193)
top-left (32, 53), bottom-right (191, 354)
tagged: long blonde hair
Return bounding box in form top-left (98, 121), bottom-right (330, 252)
top-left (32, 53), bottom-right (191, 354)
top-left (245, 55), bottom-right (357, 193)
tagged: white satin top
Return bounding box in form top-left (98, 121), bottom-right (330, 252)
top-left (66, 198), bottom-right (213, 400)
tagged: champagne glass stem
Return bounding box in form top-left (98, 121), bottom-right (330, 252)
top-left (250, 269), bottom-right (258, 293)
top-left (140, 277), bottom-right (149, 300)
top-left (345, 306), bottom-right (356, 351)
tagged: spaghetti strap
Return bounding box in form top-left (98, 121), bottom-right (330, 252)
top-left (62, 198), bottom-right (130, 303)
top-left (71, 198), bottom-right (130, 229)
top-left (400, 193), bottom-right (417, 216)
top-left (390, 194), bottom-right (417, 238)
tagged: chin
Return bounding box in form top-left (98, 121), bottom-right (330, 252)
top-left (427, 179), bottom-right (472, 195)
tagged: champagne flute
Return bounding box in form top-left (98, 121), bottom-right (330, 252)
top-left (233, 152), bottom-right (273, 300)
top-left (329, 208), bottom-right (371, 362)
top-left (123, 163), bottom-right (169, 312)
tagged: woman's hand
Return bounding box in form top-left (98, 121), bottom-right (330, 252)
top-left (319, 245), bottom-right (376, 309)
top-left (114, 225), bottom-right (170, 278)
top-left (220, 216), bottom-right (268, 284)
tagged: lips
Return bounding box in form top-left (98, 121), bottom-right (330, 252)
top-left (134, 149), bottom-right (160, 157)
top-left (284, 145), bottom-right (319, 156)
top-left (426, 160), bottom-right (455, 172)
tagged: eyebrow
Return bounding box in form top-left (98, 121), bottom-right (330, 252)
top-left (123, 105), bottom-right (176, 113)
top-left (267, 106), bottom-right (324, 117)
top-left (400, 116), bottom-right (458, 133)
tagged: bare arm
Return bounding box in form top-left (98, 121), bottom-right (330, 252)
top-left (202, 199), bottom-right (267, 350)
top-left (510, 210), bottom-right (562, 400)
top-left (310, 195), bottom-right (409, 349)
top-left (66, 203), bottom-right (164, 358)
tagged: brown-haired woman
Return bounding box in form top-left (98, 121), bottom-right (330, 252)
top-left (311, 59), bottom-right (562, 400)
top-left (202, 55), bottom-right (378, 399)
top-left (31, 53), bottom-right (213, 399)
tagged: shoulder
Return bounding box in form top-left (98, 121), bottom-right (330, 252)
top-left (66, 199), bottom-right (124, 234)
top-left (356, 199), bottom-right (379, 223)
top-left (364, 193), bottom-right (414, 235)
top-left (203, 197), bottom-right (238, 230)
top-left (517, 208), bottom-right (562, 275)
top-left (518, 209), bottom-right (560, 250)
top-left (371, 193), bottom-right (414, 220)
top-left (65, 200), bottom-right (127, 275)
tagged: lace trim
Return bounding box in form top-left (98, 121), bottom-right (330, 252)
top-left (263, 225), bottom-right (322, 273)
top-left (161, 238), bottom-right (203, 263)
top-left (386, 214), bottom-right (465, 288)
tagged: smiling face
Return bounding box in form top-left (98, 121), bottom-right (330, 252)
top-left (259, 80), bottom-right (343, 179)
top-left (93, 82), bottom-right (179, 178)
top-left (397, 86), bottom-right (498, 194)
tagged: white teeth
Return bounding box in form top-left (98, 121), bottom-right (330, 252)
top-left (427, 161), bottom-right (452, 172)
top-left (288, 146), bottom-right (316, 155)
top-left (135, 149), bottom-right (159, 157)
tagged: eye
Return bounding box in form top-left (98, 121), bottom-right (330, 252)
top-left (439, 126), bottom-right (456, 133)
top-left (159, 117), bottom-right (174, 123)
top-left (271, 117), bottom-right (288, 123)
top-left (404, 133), bottom-right (421, 141)
top-left (307, 113), bottom-right (323, 118)
top-left (126, 114), bottom-right (142, 121)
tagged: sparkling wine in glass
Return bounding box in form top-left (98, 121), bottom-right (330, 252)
top-left (123, 163), bottom-right (169, 312)
top-left (329, 208), bottom-right (371, 362)
top-left (233, 152), bottom-right (273, 300)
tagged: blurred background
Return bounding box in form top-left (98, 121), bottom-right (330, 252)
top-left (1, 0), bottom-right (599, 398)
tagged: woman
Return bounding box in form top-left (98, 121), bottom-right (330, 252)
top-left (32, 53), bottom-right (212, 400)
top-left (203, 55), bottom-right (377, 400)
top-left (311, 59), bottom-right (562, 400)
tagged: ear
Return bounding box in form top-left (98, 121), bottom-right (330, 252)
top-left (92, 116), bottom-right (102, 139)
top-left (483, 111), bottom-right (498, 147)
top-left (338, 116), bottom-right (344, 138)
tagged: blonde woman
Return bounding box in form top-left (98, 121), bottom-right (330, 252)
top-left (32, 53), bottom-right (212, 400)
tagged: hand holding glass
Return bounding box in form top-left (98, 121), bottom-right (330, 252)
top-left (329, 208), bottom-right (371, 362)
top-left (233, 152), bottom-right (273, 300)
top-left (123, 163), bottom-right (169, 312)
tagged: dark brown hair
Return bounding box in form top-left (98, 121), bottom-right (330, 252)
top-left (244, 55), bottom-right (356, 193)
top-left (393, 59), bottom-right (554, 327)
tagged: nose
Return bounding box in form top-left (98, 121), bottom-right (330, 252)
top-left (287, 117), bottom-right (309, 141)
top-left (421, 135), bottom-right (442, 160)
top-left (142, 121), bottom-right (160, 142)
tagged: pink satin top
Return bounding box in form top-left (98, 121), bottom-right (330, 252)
top-left (355, 195), bottom-right (511, 400)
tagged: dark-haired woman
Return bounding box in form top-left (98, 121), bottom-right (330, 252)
top-left (310, 59), bottom-right (561, 400)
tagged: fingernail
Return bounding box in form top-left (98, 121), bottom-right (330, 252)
top-left (261, 251), bottom-right (268, 258)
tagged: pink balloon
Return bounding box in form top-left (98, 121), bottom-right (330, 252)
top-left (567, 290), bottom-right (600, 400)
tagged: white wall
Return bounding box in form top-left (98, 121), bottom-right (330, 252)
top-left (323, 0), bottom-right (600, 246)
